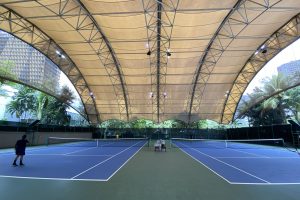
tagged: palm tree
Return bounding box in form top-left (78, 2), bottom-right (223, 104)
top-left (6, 85), bottom-right (36, 122)
top-left (6, 100), bottom-right (23, 121)
top-left (239, 74), bottom-right (291, 125)
top-left (16, 86), bottom-right (36, 121)
top-left (35, 92), bottom-right (48, 120)
top-left (41, 86), bottom-right (75, 125)
top-left (285, 86), bottom-right (300, 122)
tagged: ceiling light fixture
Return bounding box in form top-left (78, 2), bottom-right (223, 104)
top-left (56, 50), bottom-right (65, 58)
top-left (260, 44), bottom-right (267, 54)
top-left (163, 92), bottom-right (167, 98)
top-left (149, 92), bottom-right (154, 98)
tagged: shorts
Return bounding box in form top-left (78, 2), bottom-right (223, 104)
top-left (15, 148), bottom-right (25, 155)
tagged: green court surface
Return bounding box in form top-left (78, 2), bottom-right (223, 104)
top-left (1, 147), bottom-right (299, 200)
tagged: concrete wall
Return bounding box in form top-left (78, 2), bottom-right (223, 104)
top-left (0, 131), bottom-right (92, 148)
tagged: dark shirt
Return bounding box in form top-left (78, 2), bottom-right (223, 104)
top-left (15, 139), bottom-right (29, 152)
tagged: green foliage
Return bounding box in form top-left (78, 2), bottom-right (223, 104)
top-left (100, 119), bottom-right (130, 129)
top-left (40, 86), bottom-right (75, 125)
top-left (0, 60), bottom-right (16, 84)
top-left (4, 83), bottom-right (76, 125)
top-left (285, 86), bottom-right (300, 122)
top-left (159, 119), bottom-right (187, 128)
top-left (198, 120), bottom-right (209, 129)
top-left (130, 119), bottom-right (156, 129)
top-left (98, 118), bottom-right (230, 129)
top-left (36, 92), bottom-right (48, 120)
top-left (6, 85), bottom-right (36, 121)
top-left (6, 100), bottom-right (23, 120)
top-left (240, 74), bottom-right (299, 126)
top-left (188, 119), bottom-right (222, 129)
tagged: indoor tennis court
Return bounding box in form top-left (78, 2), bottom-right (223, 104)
top-left (1, 0), bottom-right (300, 200)
top-left (172, 138), bottom-right (300, 184)
top-left (0, 138), bottom-right (148, 181)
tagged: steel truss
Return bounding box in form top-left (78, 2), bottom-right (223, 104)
top-left (75, 0), bottom-right (130, 122)
top-left (0, 5), bottom-right (97, 123)
top-left (222, 13), bottom-right (300, 123)
top-left (187, 0), bottom-right (282, 124)
top-left (0, 0), bottom-right (132, 124)
top-left (33, 0), bottom-right (130, 122)
top-left (142, 0), bottom-right (179, 123)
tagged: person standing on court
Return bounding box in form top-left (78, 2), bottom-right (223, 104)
top-left (12, 134), bottom-right (29, 166)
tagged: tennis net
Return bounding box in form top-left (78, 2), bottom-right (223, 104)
top-left (47, 137), bottom-right (149, 147)
top-left (171, 138), bottom-right (285, 149)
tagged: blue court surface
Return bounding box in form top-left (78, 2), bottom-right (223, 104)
top-left (0, 139), bottom-right (147, 181)
top-left (172, 139), bottom-right (300, 184)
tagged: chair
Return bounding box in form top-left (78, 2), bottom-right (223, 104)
top-left (161, 140), bottom-right (166, 152)
top-left (154, 140), bottom-right (161, 151)
top-left (154, 140), bottom-right (166, 152)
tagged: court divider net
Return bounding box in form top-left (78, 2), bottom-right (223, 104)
top-left (170, 138), bottom-right (286, 149)
top-left (47, 137), bottom-right (150, 148)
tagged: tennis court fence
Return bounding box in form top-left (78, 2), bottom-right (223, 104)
top-left (93, 124), bottom-right (293, 143)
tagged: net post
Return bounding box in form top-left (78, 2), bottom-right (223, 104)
top-left (46, 137), bottom-right (49, 146)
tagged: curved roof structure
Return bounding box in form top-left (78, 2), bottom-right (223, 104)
top-left (0, 0), bottom-right (299, 124)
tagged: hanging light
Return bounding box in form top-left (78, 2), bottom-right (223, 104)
top-left (163, 92), bottom-right (167, 98)
top-left (149, 92), bottom-right (154, 98)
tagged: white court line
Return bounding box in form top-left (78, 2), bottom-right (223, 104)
top-left (0, 141), bottom-right (145, 182)
top-left (174, 141), bottom-right (269, 184)
top-left (229, 148), bottom-right (271, 158)
top-left (183, 144), bottom-right (300, 185)
top-left (64, 147), bottom-right (97, 155)
top-left (26, 154), bottom-right (112, 157)
top-left (106, 141), bottom-right (146, 181)
top-left (1, 146), bottom-right (97, 156)
top-left (71, 141), bottom-right (143, 179)
top-left (177, 146), bottom-right (232, 184)
top-left (0, 146), bottom-right (51, 155)
top-left (230, 182), bottom-right (300, 185)
top-left (0, 175), bottom-right (107, 182)
top-left (2, 174), bottom-right (300, 185)
top-left (204, 142), bottom-right (271, 158)
top-left (191, 147), bottom-right (270, 183)
top-left (99, 142), bottom-right (115, 147)
top-left (215, 156), bottom-right (300, 159)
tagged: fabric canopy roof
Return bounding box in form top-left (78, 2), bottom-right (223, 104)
top-left (0, 0), bottom-right (299, 124)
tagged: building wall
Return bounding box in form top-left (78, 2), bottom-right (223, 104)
top-left (0, 131), bottom-right (93, 148)
top-left (0, 31), bottom-right (60, 93)
top-left (277, 60), bottom-right (300, 79)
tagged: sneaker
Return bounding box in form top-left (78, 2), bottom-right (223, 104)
top-left (20, 163), bottom-right (24, 166)
top-left (12, 163), bottom-right (18, 166)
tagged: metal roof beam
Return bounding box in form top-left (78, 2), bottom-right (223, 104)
top-left (76, 0), bottom-right (130, 121)
top-left (156, 0), bottom-right (162, 123)
top-left (0, 6), bottom-right (98, 124)
top-left (29, 0), bottom-right (130, 122)
top-left (142, 0), bottom-right (179, 123)
top-left (222, 13), bottom-right (300, 123)
top-left (187, 0), bottom-right (282, 124)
